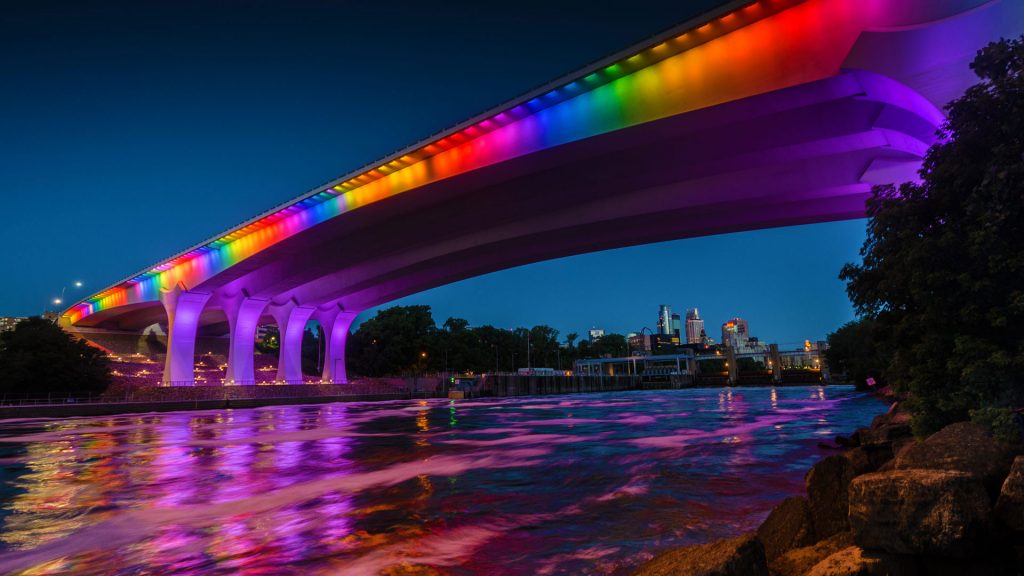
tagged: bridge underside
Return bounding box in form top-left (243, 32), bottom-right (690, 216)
top-left (72, 69), bottom-right (941, 385)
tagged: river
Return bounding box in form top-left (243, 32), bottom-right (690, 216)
top-left (0, 385), bottom-right (884, 575)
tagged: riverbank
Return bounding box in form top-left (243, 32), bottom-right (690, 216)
top-left (633, 399), bottom-right (1024, 575)
top-left (0, 376), bottom-right (827, 419)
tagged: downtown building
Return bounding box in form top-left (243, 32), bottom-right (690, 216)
top-left (0, 317), bottom-right (27, 333)
top-left (685, 308), bottom-right (705, 344)
top-left (721, 318), bottom-right (750, 349)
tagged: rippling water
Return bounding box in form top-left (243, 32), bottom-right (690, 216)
top-left (0, 386), bottom-right (884, 575)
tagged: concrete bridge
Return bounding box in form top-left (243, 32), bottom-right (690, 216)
top-left (65, 0), bottom-right (1024, 385)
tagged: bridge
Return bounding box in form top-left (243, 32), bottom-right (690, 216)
top-left (65, 0), bottom-right (1024, 385)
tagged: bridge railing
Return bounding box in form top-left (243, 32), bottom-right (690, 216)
top-left (0, 392), bottom-right (106, 406)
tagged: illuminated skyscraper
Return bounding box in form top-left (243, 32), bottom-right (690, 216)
top-left (721, 318), bottom-right (750, 348)
top-left (658, 305), bottom-right (673, 336)
top-left (685, 308), bottom-right (704, 344)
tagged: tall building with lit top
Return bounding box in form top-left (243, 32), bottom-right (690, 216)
top-left (721, 318), bottom-right (750, 348)
top-left (685, 308), bottom-right (704, 344)
top-left (657, 305), bottom-right (673, 336)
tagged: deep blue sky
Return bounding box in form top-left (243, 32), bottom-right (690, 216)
top-left (0, 0), bottom-right (865, 346)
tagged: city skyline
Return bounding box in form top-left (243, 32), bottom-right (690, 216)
top-left (372, 219), bottom-right (863, 347)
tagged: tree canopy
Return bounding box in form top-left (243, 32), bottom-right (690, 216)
top-left (345, 305), bottom-right (617, 377)
top-left (0, 317), bottom-right (111, 396)
top-left (824, 319), bottom-right (890, 390)
top-left (839, 37), bottom-right (1024, 435)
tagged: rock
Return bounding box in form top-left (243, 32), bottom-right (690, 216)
top-left (836, 434), bottom-right (859, 448)
top-left (848, 469), bottom-right (991, 558)
top-left (848, 410), bottom-right (913, 476)
top-left (769, 531), bottom-right (854, 576)
top-left (844, 447), bottom-right (873, 475)
top-left (893, 421), bottom-right (1016, 497)
top-left (860, 411), bottom-right (912, 448)
top-left (995, 455), bottom-right (1024, 532)
top-left (806, 455), bottom-right (855, 538)
top-left (915, 555), bottom-right (1015, 576)
top-left (756, 496), bottom-right (815, 561)
top-left (806, 546), bottom-right (912, 576)
top-left (632, 534), bottom-right (768, 576)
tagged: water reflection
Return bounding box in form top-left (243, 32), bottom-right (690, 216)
top-left (0, 386), bottom-right (883, 575)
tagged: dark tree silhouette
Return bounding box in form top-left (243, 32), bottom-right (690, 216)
top-left (824, 319), bottom-right (890, 390)
top-left (0, 317), bottom-right (111, 396)
top-left (840, 36), bottom-right (1024, 435)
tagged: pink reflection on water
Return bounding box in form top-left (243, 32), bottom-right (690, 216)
top-left (0, 387), bottom-right (883, 575)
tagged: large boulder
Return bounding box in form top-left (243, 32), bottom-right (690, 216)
top-left (860, 409), bottom-right (912, 448)
top-left (848, 469), bottom-right (992, 558)
top-left (806, 546), bottom-right (913, 576)
top-left (756, 496), bottom-right (815, 561)
top-left (994, 455), bottom-right (1024, 532)
top-left (843, 445), bottom-right (896, 476)
top-left (769, 531), bottom-right (854, 576)
top-left (893, 421), bottom-right (1015, 497)
top-left (632, 534), bottom-right (768, 576)
top-left (806, 455), bottom-right (855, 538)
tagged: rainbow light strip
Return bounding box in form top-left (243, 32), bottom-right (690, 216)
top-left (67, 0), bottom-right (964, 323)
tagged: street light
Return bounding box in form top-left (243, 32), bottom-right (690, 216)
top-left (46, 280), bottom-right (83, 319)
top-left (50, 281), bottom-right (84, 317)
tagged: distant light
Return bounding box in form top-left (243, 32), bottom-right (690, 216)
top-left (74, 281), bottom-right (83, 288)
top-left (53, 298), bottom-right (62, 305)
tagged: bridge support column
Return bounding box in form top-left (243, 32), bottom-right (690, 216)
top-left (270, 301), bottom-right (315, 384)
top-left (726, 346), bottom-right (738, 385)
top-left (316, 308), bottom-right (359, 384)
top-left (160, 287), bottom-right (212, 386)
top-left (769, 344), bottom-right (782, 384)
top-left (223, 295), bottom-right (269, 385)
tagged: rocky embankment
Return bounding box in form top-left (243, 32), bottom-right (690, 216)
top-left (634, 404), bottom-right (1024, 575)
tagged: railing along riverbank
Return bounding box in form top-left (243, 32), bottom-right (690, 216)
top-left (0, 373), bottom-right (841, 419)
top-left (0, 381), bottom-right (444, 419)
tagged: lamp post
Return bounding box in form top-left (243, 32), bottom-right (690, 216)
top-left (48, 280), bottom-right (84, 320)
top-left (526, 329), bottom-right (531, 371)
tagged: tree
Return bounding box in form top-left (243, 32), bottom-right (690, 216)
top-left (840, 37), bottom-right (1024, 435)
top-left (255, 325), bottom-right (279, 354)
top-left (300, 325), bottom-right (325, 376)
top-left (347, 305), bottom-right (438, 376)
top-left (0, 317), bottom-right (111, 396)
top-left (825, 319), bottom-right (889, 390)
top-left (587, 333), bottom-right (628, 358)
top-left (528, 325), bottom-right (560, 368)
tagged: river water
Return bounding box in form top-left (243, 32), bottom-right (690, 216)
top-left (0, 385), bottom-right (883, 575)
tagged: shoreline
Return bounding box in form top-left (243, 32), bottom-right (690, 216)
top-left (0, 381), bottom-right (845, 420)
top-left (633, 396), bottom-right (1024, 575)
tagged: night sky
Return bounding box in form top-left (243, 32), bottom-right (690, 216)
top-left (0, 0), bottom-right (865, 347)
